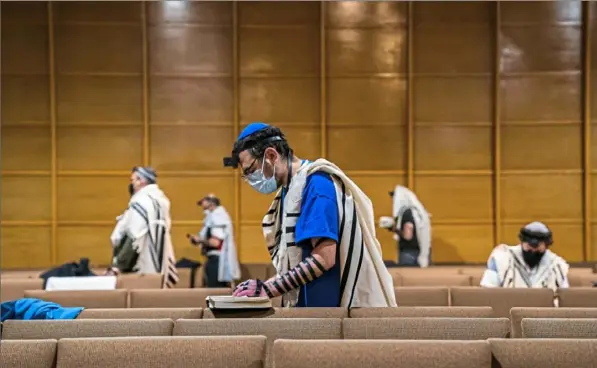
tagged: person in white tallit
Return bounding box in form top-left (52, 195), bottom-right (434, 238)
top-left (379, 185), bottom-right (431, 268)
top-left (188, 194), bottom-right (240, 287)
top-left (109, 167), bottom-right (179, 288)
top-left (480, 222), bottom-right (569, 297)
top-left (224, 122), bottom-right (396, 308)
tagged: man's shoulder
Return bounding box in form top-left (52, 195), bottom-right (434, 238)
top-left (304, 171), bottom-right (335, 196)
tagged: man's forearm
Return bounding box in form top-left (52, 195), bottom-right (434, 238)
top-left (262, 255), bottom-right (328, 298)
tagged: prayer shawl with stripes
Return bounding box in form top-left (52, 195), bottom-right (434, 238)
top-left (484, 244), bottom-right (568, 305)
top-left (204, 206), bottom-right (241, 283)
top-left (111, 184), bottom-right (179, 288)
top-left (392, 186), bottom-right (432, 268)
top-left (262, 159), bottom-right (397, 308)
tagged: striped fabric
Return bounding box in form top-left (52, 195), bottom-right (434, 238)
top-left (262, 159), bottom-right (396, 308)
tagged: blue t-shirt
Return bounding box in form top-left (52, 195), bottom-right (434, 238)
top-left (291, 171), bottom-right (341, 307)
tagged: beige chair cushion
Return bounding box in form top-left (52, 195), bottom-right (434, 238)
top-left (349, 306), bottom-right (494, 318)
top-left (450, 287), bottom-right (554, 317)
top-left (343, 317), bottom-right (510, 340)
top-left (489, 338), bottom-right (597, 368)
top-left (79, 308), bottom-right (203, 319)
top-left (129, 288), bottom-right (230, 308)
top-left (394, 287), bottom-right (449, 306)
top-left (521, 318), bottom-right (597, 339)
top-left (510, 307), bottom-right (597, 338)
top-left (273, 339), bottom-right (491, 368)
top-left (0, 339), bottom-right (57, 368)
top-left (2, 319), bottom-right (173, 340)
top-left (57, 336), bottom-right (266, 368)
top-left (24, 290), bottom-right (127, 309)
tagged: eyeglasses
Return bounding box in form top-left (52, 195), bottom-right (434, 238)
top-left (240, 157), bottom-right (258, 179)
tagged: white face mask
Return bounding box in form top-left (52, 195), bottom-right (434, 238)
top-left (246, 158), bottom-right (278, 194)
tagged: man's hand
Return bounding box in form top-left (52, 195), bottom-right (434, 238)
top-left (186, 234), bottom-right (201, 246)
top-left (105, 267), bottom-right (120, 276)
top-left (232, 279), bottom-right (268, 297)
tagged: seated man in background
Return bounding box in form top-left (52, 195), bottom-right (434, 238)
top-left (188, 194), bottom-right (240, 288)
top-left (109, 167), bottom-right (179, 288)
top-left (225, 122), bottom-right (396, 308)
top-left (379, 185), bottom-right (431, 268)
top-left (480, 221), bottom-right (569, 292)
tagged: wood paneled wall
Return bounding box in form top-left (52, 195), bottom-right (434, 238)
top-left (2, 1), bottom-right (595, 269)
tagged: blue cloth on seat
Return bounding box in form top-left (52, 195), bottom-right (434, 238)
top-left (1, 298), bottom-right (84, 322)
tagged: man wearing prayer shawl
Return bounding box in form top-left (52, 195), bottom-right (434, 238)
top-left (379, 186), bottom-right (431, 267)
top-left (109, 167), bottom-right (179, 288)
top-left (190, 194), bottom-right (241, 287)
top-left (480, 221), bottom-right (569, 305)
top-left (225, 122), bottom-right (396, 308)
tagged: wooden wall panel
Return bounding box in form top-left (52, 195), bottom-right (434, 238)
top-left (3, 1), bottom-right (597, 269)
top-left (413, 2), bottom-right (493, 263)
top-left (499, 1), bottom-right (583, 262)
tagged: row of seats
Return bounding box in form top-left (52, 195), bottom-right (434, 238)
top-left (2, 337), bottom-right (596, 368)
top-left (14, 287), bottom-right (597, 317)
top-left (71, 306), bottom-right (597, 338)
top-left (4, 316), bottom-right (597, 340)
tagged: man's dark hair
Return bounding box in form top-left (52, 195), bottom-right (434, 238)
top-left (232, 126), bottom-right (292, 163)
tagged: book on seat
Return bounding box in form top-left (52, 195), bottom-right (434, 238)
top-left (206, 296), bottom-right (272, 310)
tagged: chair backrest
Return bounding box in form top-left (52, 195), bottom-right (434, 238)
top-left (349, 306), bottom-right (494, 318)
top-left (489, 338), bottom-right (597, 368)
top-left (0, 339), bottom-right (57, 368)
top-left (1, 278), bottom-right (44, 302)
top-left (23, 290), bottom-right (128, 308)
top-left (174, 318), bottom-right (342, 368)
top-left (450, 287), bottom-right (554, 317)
top-left (79, 308), bottom-right (203, 319)
top-left (342, 317), bottom-right (509, 340)
top-left (56, 336), bottom-right (266, 367)
top-left (272, 339), bottom-right (492, 368)
top-left (394, 287), bottom-right (449, 306)
top-left (129, 288), bottom-right (231, 308)
top-left (521, 318), bottom-right (597, 339)
top-left (510, 307), bottom-right (597, 338)
top-left (400, 274), bottom-right (472, 287)
top-left (2, 319), bottom-right (173, 340)
top-left (116, 274), bottom-right (163, 289)
top-left (202, 307), bottom-right (347, 319)
top-left (558, 288), bottom-right (597, 307)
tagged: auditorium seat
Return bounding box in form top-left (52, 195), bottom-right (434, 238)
top-left (129, 288), bottom-right (231, 308)
top-left (489, 338), bottom-right (597, 367)
top-left (24, 290), bottom-right (127, 308)
top-left (510, 307), bottom-right (597, 338)
top-left (558, 288), bottom-right (597, 307)
top-left (449, 287), bottom-right (554, 317)
top-left (521, 318), bottom-right (597, 339)
top-left (203, 307), bottom-right (347, 319)
top-left (2, 319), bottom-right (173, 340)
top-left (116, 274), bottom-right (163, 289)
top-left (78, 308), bottom-right (203, 319)
top-left (349, 306), bottom-right (494, 318)
top-left (272, 339), bottom-right (492, 368)
top-left (342, 317), bottom-right (509, 340)
top-left (394, 287), bottom-right (449, 306)
top-left (568, 270), bottom-right (596, 287)
top-left (0, 339), bottom-right (57, 368)
top-left (56, 336), bottom-right (266, 367)
top-left (0, 278), bottom-right (44, 302)
top-left (173, 318), bottom-right (342, 367)
top-left (399, 274), bottom-right (472, 287)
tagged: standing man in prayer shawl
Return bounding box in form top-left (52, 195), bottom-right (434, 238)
top-left (480, 222), bottom-right (569, 303)
top-left (189, 194), bottom-right (240, 287)
top-left (379, 185), bottom-right (431, 267)
top-left (109, 167), bottom-right (179, 288)
top-left (225, 122), bottom-right (396, 308)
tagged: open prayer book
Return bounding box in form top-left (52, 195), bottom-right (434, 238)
top-left (206, 296), bottom-right (272, 310)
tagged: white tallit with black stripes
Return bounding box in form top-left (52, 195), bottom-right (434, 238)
top-left (115, 184), bottom-right (179, 288)
top-left (392, 185), bottom-right (431, 267)
top-left (481, 244), bottom-right (569, 305)
top-left (262, 159), bottom-right (397, 308)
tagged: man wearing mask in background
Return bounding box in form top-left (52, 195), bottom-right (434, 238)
top-left (480, 221), bottom-right (569, 295)
top-left (224, 122), bottom-right (396, 308)
top-left (109, 167), bottom-right (179, 288)
top-left (188, 194), bottom-right (240, 287)
top-left (379, 185), bottom-right (431, 267)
